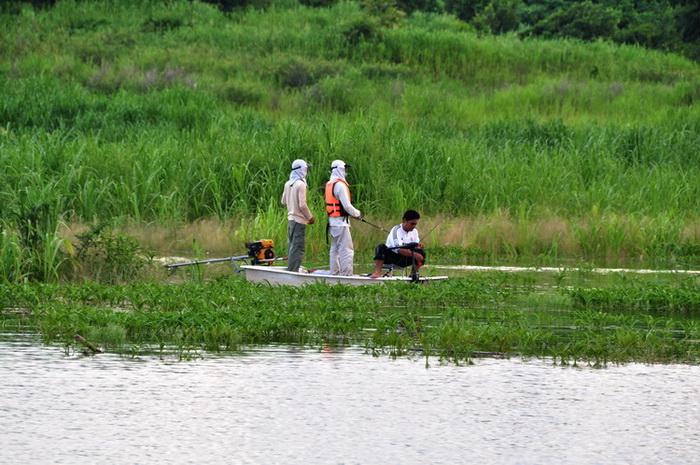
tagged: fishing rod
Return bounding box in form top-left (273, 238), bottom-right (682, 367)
top-left (356, 217), bottom-right (389, 232)
top-left (358, 215), bottom-right (444, 237)
top-left (422, 216), bottom-right (447, 239)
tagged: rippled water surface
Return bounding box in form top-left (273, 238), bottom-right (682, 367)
top-left (1, 333), bottom-right (699, 465)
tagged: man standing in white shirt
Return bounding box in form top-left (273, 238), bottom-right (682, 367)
top-left (281, 159), bottom-right (315, 272)
top-left (368, 210), bottom-right (426, 279)
top-left (325, 160), bottom-right (361, 276)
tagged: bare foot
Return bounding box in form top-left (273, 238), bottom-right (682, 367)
top-left (368, 273), bottom-right (381, 278)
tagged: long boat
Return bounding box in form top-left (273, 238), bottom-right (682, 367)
top-left (240, 265), bottom-right (449, 286)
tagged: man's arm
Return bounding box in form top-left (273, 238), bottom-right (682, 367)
top-left (281, 181), bottom-right (289, 206)
top-left (297, 184), bottom-right (314, 224)
top-left (333, 183), bottom-right (361, 218)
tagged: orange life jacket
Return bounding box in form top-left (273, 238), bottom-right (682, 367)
top-left (325, 179), bottom-right (351, 217)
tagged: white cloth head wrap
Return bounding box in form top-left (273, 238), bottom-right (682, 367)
top-left (289, 159), bottom-right (310, 183)
top-left (330, 159), bottom-right (349, 182)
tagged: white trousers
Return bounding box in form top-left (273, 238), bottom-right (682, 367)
top-left (329, 225), bottom-right (354, 276)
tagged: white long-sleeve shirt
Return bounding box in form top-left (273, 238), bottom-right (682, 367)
top-left (328, 181), bottom-right (360, 228)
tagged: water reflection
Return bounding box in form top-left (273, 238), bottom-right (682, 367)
top-left (1, 333), bottom-right (699, 464)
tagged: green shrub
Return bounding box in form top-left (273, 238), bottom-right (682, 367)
top-left (341, 15), bottom-right (382, 44)
top-left (271, 58), bottom-right (341, 89)
top-left (73, 223), bottom-right (152, 284)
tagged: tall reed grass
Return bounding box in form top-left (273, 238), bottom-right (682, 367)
top-left (3, 110), bottom-right (698, 221)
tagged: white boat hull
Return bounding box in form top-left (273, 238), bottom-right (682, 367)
top-left (240, 265), bottom-right (448, 287)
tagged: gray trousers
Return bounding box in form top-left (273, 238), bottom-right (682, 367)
top-left (287, 220), bottom-right (306, 272)
top-left (329, 225), bottom-right (354, 276)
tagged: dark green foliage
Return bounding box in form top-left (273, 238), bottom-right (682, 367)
top-left (530, 1), bottom-right (620, 40)
top-left (488, 0), bottom-right (700, 61)
top-left (616, 7), bottom-right (679, 50)
top-left (674, 1), bottom-right (700, 43)
top-left (520, 0), bottom-right (568, 25)
top-left (443, 0), bottom-right (490, 22)
top-left (395, 0), bottom-right (442, 15)
top-left (299, 0), bottom-right (339, 7)
top-left (1, 0), bottom-right (56, 14)
top-left (473, 0), bottom-right (524, 34)
top-left (199, 0), bottom-right (254, 11)
top-left (673, 2), bottom-right (700, 61)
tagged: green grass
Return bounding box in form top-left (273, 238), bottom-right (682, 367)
top-left (0, 0), bottom-right (700, 281)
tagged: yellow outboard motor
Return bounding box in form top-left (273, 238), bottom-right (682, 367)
top-left (245, 239), bottom-right (275, 265)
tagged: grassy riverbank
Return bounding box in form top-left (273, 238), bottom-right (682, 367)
top-left (1, 0), bottom-right (700, 282)
top-left (1, 272), bottom-right (698, 366)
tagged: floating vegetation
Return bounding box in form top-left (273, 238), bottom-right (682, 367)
top-left (568, 279), bottom-right (700, 313)
top-left (1, 274), bottom-right (698, 367)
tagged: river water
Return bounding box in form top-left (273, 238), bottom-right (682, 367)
top-left (1, 333), bottom-right (698, 465)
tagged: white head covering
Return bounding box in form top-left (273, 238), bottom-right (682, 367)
top-left (330, 159), bottom-right (350, 182)
top-left (289, 159), bottom-right (310, 183)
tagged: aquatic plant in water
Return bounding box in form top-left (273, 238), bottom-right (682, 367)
top-left (1, 274), bottom-right (698, 366)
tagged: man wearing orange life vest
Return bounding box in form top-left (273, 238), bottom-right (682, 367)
top-left (325, 160), bottom-right (361, 276)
